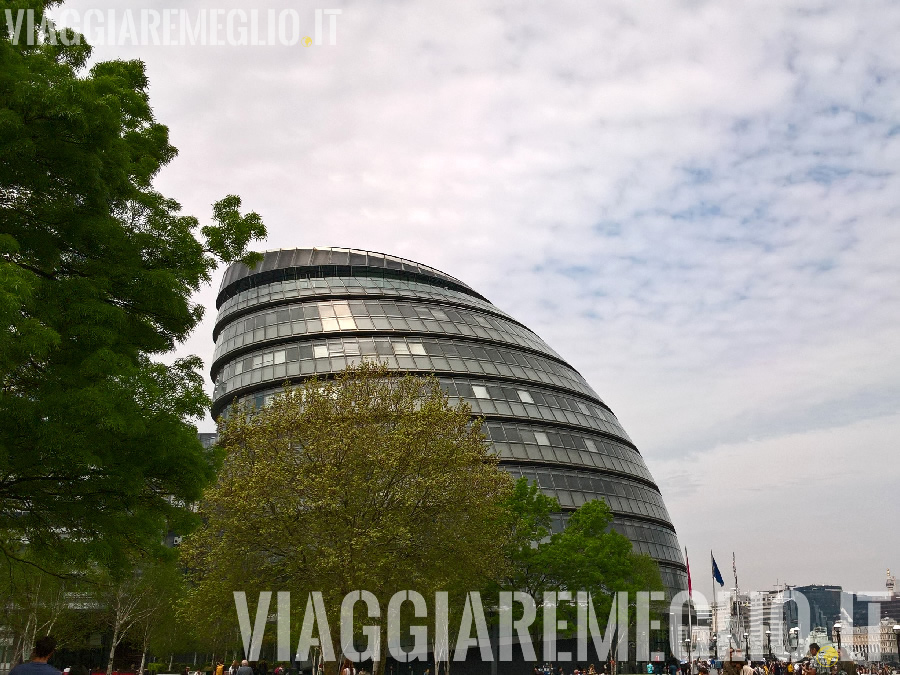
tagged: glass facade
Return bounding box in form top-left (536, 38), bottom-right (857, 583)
top-left (210, 247), bottom-right (688, 596)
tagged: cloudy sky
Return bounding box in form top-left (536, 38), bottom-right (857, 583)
top-left (55, 0), bottom-right (900, 593)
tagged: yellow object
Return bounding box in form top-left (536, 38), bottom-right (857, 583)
top-left (813, 645), bottom-right (839, 666)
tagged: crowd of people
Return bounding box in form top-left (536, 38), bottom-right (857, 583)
top-left (533, 663), bottom-right (611, 675)
top-left (11, 635), bottom-right (900, 675)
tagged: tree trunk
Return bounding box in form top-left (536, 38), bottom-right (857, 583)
top-left (107, 626), bottom-right (120, 675)
top-left (373, 623), bottom-right (387, 675)
top-left (138, 626), bottom-right (152, 675)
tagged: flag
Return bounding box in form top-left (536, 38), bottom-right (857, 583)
top-left (685, 547), bottom-right (692, 598)
top-left (711, 552), bottom-right (725, 587)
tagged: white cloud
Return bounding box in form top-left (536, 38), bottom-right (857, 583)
top-left (56, 0), bottom-right (900, 590)
top-left (653, 411), bottom-right (900, 591)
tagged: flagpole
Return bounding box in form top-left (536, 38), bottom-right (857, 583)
top-left (732, 553), bottom-right (741, 661)
top-left (711, 551), bottom-right (717, 656)
top-left (686, 547), bottom-right (693, 671)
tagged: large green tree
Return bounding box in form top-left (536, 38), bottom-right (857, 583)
top-left (0, 0), bottom-right (266, 570)
top-left (182, 363), bottom-right (513, 674)
top-left (494, 478), bottom-right (665, 660)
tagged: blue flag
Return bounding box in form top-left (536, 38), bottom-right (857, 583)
top-left (711, 552), bottom-right (725, 586)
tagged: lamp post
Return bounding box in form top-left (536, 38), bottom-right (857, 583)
top-left (788, 627), bottom-right (799, 659)
top-left (892, 625), bottom-right (900, 665)
top-left (765, 630), bottom-right (772, 660)
top-left (744, 633), bottom-right (750, 662)
top-left (833, 622), bottom-right (842, 662)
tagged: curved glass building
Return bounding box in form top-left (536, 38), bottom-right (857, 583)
top-left (210, 247), bottom-right (687, 595)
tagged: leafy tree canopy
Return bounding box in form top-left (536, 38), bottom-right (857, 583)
top-left (494, 477), bottom-right (665, 639)
top-left (0, 0), bottom-right (266, 571)
top-left (182, 363), bottom-right (513, 668)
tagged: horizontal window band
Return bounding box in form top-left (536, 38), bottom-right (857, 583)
top-left (211, 355), bottom-right (614, 430)
top-left (210, 329), bottom-right (587, 391)
top-left (211, 376), bottom-right (635, 453)
top-left (495, 458), bottom-right (662, 494)
top-left (214, 354), bottom-right (600, 414)
top-left (216, 265), bottom-right (489, 309)
top-left (213, 291), bottom-right (525, 342)
top-left (483, 413), bottom-right (636, 452)
top-left (554, 506), bottom-right (684, 548)
top-left (654, 560), bottom-right (689, 574)
top-left (213, 303), bottom-right (555, 365)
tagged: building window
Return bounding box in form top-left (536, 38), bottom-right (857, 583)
top-left (517, 390), bottom-right (534, 404)
top-left (472, 385), bottom-right (489, 399)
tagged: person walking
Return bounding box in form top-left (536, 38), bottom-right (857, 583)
top-left (237, 661), bottom-right (254, 675)
top-left (11, 636), bottom-right (60, 675)
top-left (804, 643), bottom-right (821, 675)
top-left (340, 660), bottom-right (355, 675)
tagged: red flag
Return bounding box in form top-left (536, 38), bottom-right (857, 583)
top-left (685, 547), bottom-right (692, 598)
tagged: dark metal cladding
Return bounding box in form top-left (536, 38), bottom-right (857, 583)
top-left (217, 247), bottom-right (482, 308)
top-left (209, 247), bottom-right (688, 596)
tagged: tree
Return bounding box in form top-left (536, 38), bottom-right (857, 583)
top-left (99, 571), bottom-right (155, 675)
top-left (495, 478), bottom-right (560, 599)
top-left (181, 362), bottom-right (513, 675)
top-left (0, 555), bottom-right (86, 666)
top-left (0, 0), bottom-right (266, 570)
top-left (130, 560), bottom-right (186, 675)
top-left (494, 478), bottom-right (665, 661)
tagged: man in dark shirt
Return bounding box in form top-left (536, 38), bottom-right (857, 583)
top-left (11, 636), bottom-right (60, 675)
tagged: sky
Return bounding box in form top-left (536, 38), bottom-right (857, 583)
top-left (51, 0), bottom-right (900, 594)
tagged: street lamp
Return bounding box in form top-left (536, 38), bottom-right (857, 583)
top-left (833, 622), bottom-right (842, 662)
top-left (788, 627), bottom-right (799, 657)
top-left (765, 630), bottom-right (772, 660)
top-left (744, 633), bottom-right (750, 661)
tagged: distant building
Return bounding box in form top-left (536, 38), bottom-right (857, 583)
top-left (795, 585), bottom-right (842, 639)
top-left (711, 589), bottom-right (751, 659)
top-left (713, 574), bottom-right (900, 663)
top-left (748, 587), bottom-right (790, 657)
top-left (853, 569), bottom-right (900, 627)
top-left (848, 617), bottom-right (899, 664)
